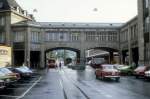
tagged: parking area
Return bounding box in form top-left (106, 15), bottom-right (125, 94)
top-left (0, 75), bottom-right (42, 99)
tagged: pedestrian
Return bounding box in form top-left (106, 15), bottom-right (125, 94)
top-left (59, 62), bottom-right (62, 69)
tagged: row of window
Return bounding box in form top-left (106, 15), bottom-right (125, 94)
top-left (10, 31), bottom-right (119, 42)
top-left (86, 32), bottom-right (118, 42)
top-left (120, 25), bottom-right (138, 42)
top-left (45, 32), bottom-right (80, 42)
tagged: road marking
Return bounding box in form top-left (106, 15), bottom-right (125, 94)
top-left (0, 95), bottom-right (20, 98)
top-left (16, 76), bottom-right (42, 99)
top-left (6, 87), bottom-right (28, 90)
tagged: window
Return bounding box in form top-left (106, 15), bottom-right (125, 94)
top-left (0, 16), bottom-right (5, 26)
top-left (71, 33), bottom-right (79, 41)
top-left (144, 32), bottom-right (149, 43)
top-left (14, 32), bottom-right (24, 42)
top-left (145, 0), bottom-right (149, 8)
top-left (31, 32), bottom-right (40, 42)
top-left (0, 32), bottom-right (4, 43)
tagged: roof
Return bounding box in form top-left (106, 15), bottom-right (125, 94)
top-left (12, 21), bottom-right (124, 29)
top-left (0, 0), bottom-right (10, 10)
top-left (38, 22), bottom-right (124, 28)
top-left (0, 0), bottom-right (20, 11)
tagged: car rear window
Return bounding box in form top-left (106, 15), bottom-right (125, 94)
top-left (0, 68), bottom-right (12, 74)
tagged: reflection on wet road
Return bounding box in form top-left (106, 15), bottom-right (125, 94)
top-left (1, 66), bottom-right (150, 99)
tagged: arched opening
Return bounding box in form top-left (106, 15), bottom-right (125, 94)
top-left (86, 47), bottom-right (119, 64)
top-left (45, 47), bottom-right (80, 67)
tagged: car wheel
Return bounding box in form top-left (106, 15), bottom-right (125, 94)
top-left (96, 75), bottom-right (99, 79)
top-left (135, 75), bottom-right (139, 79)
top-left (115, 77), bottom-right (120, 82)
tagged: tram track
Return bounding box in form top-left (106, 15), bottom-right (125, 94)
top-left (59, 69), bottom-right (90, 99)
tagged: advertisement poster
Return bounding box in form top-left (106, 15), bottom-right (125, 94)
top-left (0, 46), bottom-right (11, 67)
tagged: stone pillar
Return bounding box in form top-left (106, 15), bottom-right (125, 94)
top-left (24, 27), bottom-right (31, 67)
top-left (40, 29), bottom-right (45, 68)
top-left (4, 12), bottom-right (14, 66)
top-left (78, 30), bottom-right (86, 65)
top-left (80, 48), bottom-right (86, 65)
top-left (109, 51), bottom-right (114, 64)
top-left (5, 12), bottom-right (11, 46)
top-left (138, 0), bottom-right (145, 65)
top-left (119, 50), bottom-right (123, 64)
top-left (128, 26), bottom-right (132, 65)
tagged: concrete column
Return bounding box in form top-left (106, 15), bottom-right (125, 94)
top-left (109, 51), bottom-right (114, 64)
top-left (80, 30), bottom-right (86, 65)
top-left (40, 29), bottom-right (45, 68)
top-left (128, 26), bottom-right (132, 65)
top-left (138, 0), bottom-right (145, 65)
top-left (5, 12), bottom-right (11, 46)
top-left (4, 12), bottom-right (14, 66)
top-left (119, 50), bottom-right (123, 64)
top-left (80, 48), bottom-right (86, 65)
top-left (24, 27), bottom-right (31, 67)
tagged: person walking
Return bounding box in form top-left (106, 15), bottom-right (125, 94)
top-left (59, 62), bottom-right (62, 69)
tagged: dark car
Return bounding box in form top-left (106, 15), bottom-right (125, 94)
top-left (0, 80), bottom-right (5, 90)
top-left (133, 66), bottom-right (150, 78)
top-left (0, 67), bottom-right (20, 85)
top-left (95, 64), bottom-right (120, 81)
top-left (9, 66), bottom-right (33, 78)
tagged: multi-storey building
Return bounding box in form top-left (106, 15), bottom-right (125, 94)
top-left (0, 0), bottom-right (149, 68)
top-left (138, 0), bottom-right (150, 65)
top-left (120, 16), bottom-right (138, 66)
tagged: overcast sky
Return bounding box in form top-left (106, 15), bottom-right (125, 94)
top-left (16, 0), bottom-right (137, 23)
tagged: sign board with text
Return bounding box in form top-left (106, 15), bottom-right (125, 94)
top-left (0, 46), bottom-right (11, 67)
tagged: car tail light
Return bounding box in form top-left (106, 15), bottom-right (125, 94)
top-left (104, 72), bottom-right (111, 76)
top-left (139, 72), bottom-right (145, 75)
top-left (16, 73), bottom-right (21, 79)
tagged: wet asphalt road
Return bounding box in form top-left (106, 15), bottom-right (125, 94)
top-left (1, 66), bottom-right (150, 99)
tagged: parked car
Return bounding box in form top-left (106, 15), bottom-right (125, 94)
top-left (133, 66), bottom-right (150, 78)
top-left (0, 79), bottom-right (5, 90)
top-left (144, 70), bottom-right (150, 79)
top-left (115, 65), bottom-right (135, 75)
top-left (0, 67), bottom-right (20, 85)
top-left (9, 66), bottom-right (33, 78)
top-left (90, 58), bottom-right (105, 68)
top-left (95, 64), bottom-right (120, 81)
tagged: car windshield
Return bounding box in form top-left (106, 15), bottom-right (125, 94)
top-left (136, 66), bottom-right (145, 70)
top-left (103, 65), bottom-right (114, 70)
top-left (21, 66), bottom-right (32, 72)
top-left (0, 68), bottom-right (12, 74)
top-left (16, 68), bottom-right (28, 72)
top-left (21, 66), bottom-right (30, 70)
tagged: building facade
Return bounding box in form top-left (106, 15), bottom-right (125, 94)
top-left (0, 0), bottom-right (150, 68)
top-left (138, 0), bottom-right (150, 65)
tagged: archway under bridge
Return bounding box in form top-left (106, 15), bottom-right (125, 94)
top-left (86, 47), bottom-right (120, 64)
top-left (45, 47), bottom-right (86, 67)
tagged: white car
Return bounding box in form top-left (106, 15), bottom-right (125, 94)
top-left (145, 70), bottom-right (150, 79)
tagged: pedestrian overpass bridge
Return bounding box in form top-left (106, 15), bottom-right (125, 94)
top-left (12, 22), bottom-right (122, 68)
